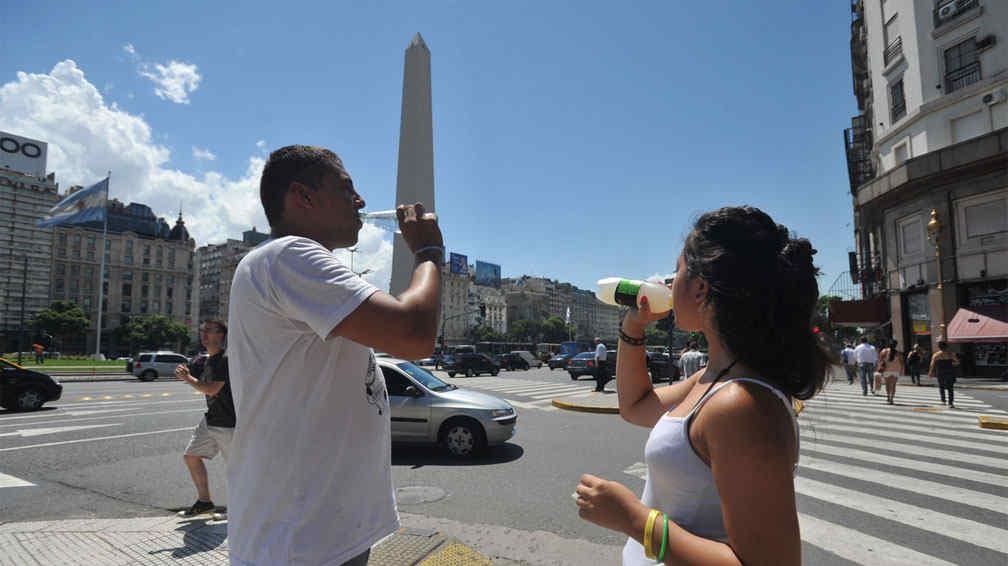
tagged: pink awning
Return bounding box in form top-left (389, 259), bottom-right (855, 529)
top-left (946, 306), bottom-right (1008, 343)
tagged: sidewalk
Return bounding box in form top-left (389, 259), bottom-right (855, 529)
top-left (0, 515), bottom-right (489, 566)
top-left (0, 513), bottom-right (621, 565)
top-left (551, 375), bottom-right (1008, 415)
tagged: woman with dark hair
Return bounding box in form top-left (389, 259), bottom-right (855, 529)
top-left (929, 340), bottom-right (959, 408)
top-left (574, 206), bottom-right (828, 565)
top-left (877, 339), bottom-right (904, 405)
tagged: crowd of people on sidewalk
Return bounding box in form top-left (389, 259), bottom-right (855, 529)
top-left (840, 336), bottom-right (960, 407)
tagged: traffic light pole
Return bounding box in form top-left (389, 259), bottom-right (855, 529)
top-left (439, 304), bottom-right (485, 349)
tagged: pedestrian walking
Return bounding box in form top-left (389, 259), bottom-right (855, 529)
top-left (594, 338), bottom-right (609, 392)
top-left (929, 340), bottom-right (960, 408)
top-left (31, 343), bottom-right (44, 365)
top-left (841, 343), bottom-right (857, 384)
top-left (678, 341), bottom-right (704, 381)
top-left (227, 145), bottom-right (443, 566)
top-left (574, 206), bottom-right (828, 566)
top-left (877, 340), bottom-right (904, 405)
top-left (853, 336), bottom-right (878, 396)
top-left (174, 319), bottom-right (233, 518)
top-left (906, 344), bottom-right (924, 385)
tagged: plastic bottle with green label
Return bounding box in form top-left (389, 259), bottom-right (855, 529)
top-left (595, 277), bottom-right (674, 313)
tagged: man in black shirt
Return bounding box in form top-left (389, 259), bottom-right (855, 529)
top-left (175, 319), bottom-right (235, 518)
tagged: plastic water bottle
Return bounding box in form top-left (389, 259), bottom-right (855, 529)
top-left (596, 277), bottom-right (674, 313)
top-left (359, 210), bottom-right (400, 234)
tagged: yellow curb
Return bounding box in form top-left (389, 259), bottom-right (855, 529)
top-left (551, 397), bottom-right (619, 414)
top-left (418, 542), bottom-right (492, 566)
top-left (978, 416), bottom-right (1008, 431)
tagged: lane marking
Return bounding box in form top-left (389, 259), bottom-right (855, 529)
top-left (801, 412), bottom-right (1008, 443)
top-left (0, 423), bottom-right (121, 438)
top-left (0, 407), bottom-right (202, 429)
top-left (798, 458), bottom-right (1007, 514)
top-left (0, 471), bottom-right (35, 488)
top-left (0, 427), bottom-right (192, 453)
top-left (805, 431), bottom-right (1005, 468)
top-left (803, 443), bottom-right (1006, 487)
top-left (799, 422), bottom-right (1008, 454)
top-left (795, 476), bottom-right (1008, 553)
top-left (799, 513), bottom-right (957, 566)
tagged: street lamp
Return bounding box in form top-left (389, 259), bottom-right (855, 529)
top-left (926, 208), bottom-right (946, 342)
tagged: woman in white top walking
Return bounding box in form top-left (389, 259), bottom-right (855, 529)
top-left (574, 206), bottom-right (830, 565)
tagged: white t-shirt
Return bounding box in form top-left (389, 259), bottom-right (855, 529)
top-left (853, 343), bottom-right (878, 364)
top-left (595, 343), bottom-right (607, 361)
top-left (226, 236), bottom-right (394, 566)
top-left (841, 347), bottom-right (855, 364)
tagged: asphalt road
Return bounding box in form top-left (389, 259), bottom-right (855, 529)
top-left (1, 367), bottom-right (1006, 565)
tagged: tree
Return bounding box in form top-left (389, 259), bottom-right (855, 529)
top-left (116, 315), bottom-right (191, 354)
top-left (507, 319), bottom-right (541, 343)
top-left (468, 324), bottom-right (504, 344)
top-left (32, 301), bottom-right (89, 352)
top-left (540, 316), bottom-right (574, 343)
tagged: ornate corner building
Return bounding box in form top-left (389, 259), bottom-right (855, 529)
top-left (833, 0), bottom-right (1008, 376)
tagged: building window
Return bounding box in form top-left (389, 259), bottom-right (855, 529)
top-left (121, 301), bottom-right (132, 313)
top-left (122, 270), bottom-right (133, 281)
top-left (964, 199), bottom-right (1007, 239)
top-left (889, 80), bottom-right (906, 122)
top-left (167, 249), bottom-right (175, 268)
top-left (141, 285), bottom-right (149, 298)
top-left (142, 272), bottom-right (149, 282)
top-left (156, 246), bottom-right (163, 267)
top-left (944, 37), bottom-right (980, 93)
top-left (898, 215), bottom-right (923, 258)
top-left (166, 302), bottom-right (173, 315)
top-left (894, 142), bottom-right (909, 166)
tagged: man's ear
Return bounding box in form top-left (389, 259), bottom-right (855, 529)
top-left (287, 181), bottom-right (314, 210)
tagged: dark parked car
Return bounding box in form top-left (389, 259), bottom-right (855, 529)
top-left (567, 352), bottom-right (606, 380)
top-left (443, 353), bottom-right (501, 377)
top-left (646, 350), bottom-right (676, 382)
top-left (0, 357), bottom-right (62, 411)
top-left (548, 352), bottom-right (574, 370)
top-left (497, 352), bottom-right (531, 371)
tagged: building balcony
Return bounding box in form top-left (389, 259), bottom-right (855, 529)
top-left (883, 37), bottom-right (903, 67)
top-left (844, 120), bottom-right (876, 194)
top-left (945, 61), bottom-right (982, 94)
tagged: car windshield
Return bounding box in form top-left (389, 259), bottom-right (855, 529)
top-left (574, 353), bottom-right (594, 359)
top-left (396, 362), bottom-right (455, 392)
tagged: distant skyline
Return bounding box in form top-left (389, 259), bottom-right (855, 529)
top-left (0, 1), bottom-right (857, 294)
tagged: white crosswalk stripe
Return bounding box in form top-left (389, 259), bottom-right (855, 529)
top-left (624, 382), bottom-right (1008, 564)
top-left (438, 375), bottom-right (597, 409)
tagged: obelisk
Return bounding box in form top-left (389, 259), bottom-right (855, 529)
top-left (390, 33), bottom-right (435, 296)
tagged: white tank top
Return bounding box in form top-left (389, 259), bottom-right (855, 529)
top-left (622, 378), bottom-right (799, 565)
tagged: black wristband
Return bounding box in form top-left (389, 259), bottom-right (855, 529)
top-left (619, 328), bottom-right (645, 346)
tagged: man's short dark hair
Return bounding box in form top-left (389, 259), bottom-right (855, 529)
top-left (201, 319), bottom-right (228, 335)
top-left (687, 341), bottom-right (697, 349)
top-left (860, 336), bottom-right (868, 343)
top-left (259, 145), bottom-right (346, 227)
top-left (938, 340), bottom-right (948, 350)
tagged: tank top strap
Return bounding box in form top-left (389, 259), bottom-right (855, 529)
top-left (684, 378), bottom-right (800, 461)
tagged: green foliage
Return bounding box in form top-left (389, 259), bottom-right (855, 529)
top-left (468, 324), bottom-right (505, 343)
top-left (540, 316), bottom-right (575, 343)
top-left (31, 301), bottom-right (90, 346)
top-left (115, 315), bottom-right (191, 353)
top-left (644, 325), bottom-right (668, 346)
top-left (507, 319), bottom-right (541, 342)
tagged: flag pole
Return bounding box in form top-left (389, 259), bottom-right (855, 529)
top-left (93, 172), bottom-right (110, 360)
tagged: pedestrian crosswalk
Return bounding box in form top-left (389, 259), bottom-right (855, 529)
top-left (438, 375), bottom-right (600, 411)
top-left (624, 381), bottom-right (1008, 565)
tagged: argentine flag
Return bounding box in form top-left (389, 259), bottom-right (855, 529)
top-left (36, 177), bottom-right (108, 228)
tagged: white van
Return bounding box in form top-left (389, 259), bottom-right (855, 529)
top-left (510, 350), bottom-right (543, 369)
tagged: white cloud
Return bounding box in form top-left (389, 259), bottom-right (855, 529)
top-left (0, 59), bottom-right (394, 291)
top-left (255, 139), bottom-right (266, 150)
top-left (192, 146), bottom-right (216, 161)
top-left (122, 43), bottom-right (136, 57)
top-left (140, 60), bottom-right (201, 104)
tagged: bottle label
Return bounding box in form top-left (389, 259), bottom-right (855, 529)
top-left (614, 280), bottom-right (641, 308)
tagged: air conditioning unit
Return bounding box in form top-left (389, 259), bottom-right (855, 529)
top-left (982, 89), bottom-right (1007, 106)
top-left (937, 1), bottom-right (959, 20)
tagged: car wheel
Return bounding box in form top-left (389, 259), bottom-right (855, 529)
top-left (491, 369), bottom-right (499, 376)
top-left (569, 371), bottom-right (578, 380)
top-left (447, 372), bottom-right (456, 378)
top-left (440, 418), bottom-right (486, 458)
top-left (14, 388), bottom-right (46, 411)
top-left (139, 370), bottom-right (157, 382)
top-left (465, 368), bottom-right (475, 377)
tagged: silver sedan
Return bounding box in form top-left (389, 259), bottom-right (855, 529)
top-left (377, 358), bottom-right (517, 458)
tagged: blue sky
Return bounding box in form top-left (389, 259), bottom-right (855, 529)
top-left (0, 1), bottom-right (857, 293)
